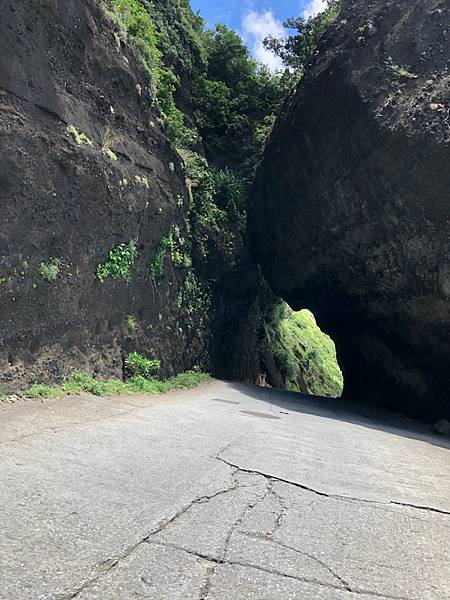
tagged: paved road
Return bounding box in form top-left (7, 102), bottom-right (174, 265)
top-left (1, 380), bottom-right (449, 599)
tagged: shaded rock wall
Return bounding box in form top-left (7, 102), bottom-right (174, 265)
top-left (0, 0), bottom-right (206, 387)
top-left (250, 0), bottom-right (450, 421)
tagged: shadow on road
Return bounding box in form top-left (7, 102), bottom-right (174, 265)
top-left (225, 381), bottom-right (450, 452)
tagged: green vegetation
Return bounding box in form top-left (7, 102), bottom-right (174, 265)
top-left (66, 125), bottom-right (93, 146)
top-left (104, 0), bottom-right (190, 144)
top-left (0, 276), bottom-right (6, 285)
top-left (100, 126), bottom-right (120, 161)
top-left (96, 241), bottom-right (138, 282)
top-left (39, 258), bottom-right (62, 282)
top-left (134, 175), bottom-right (149, 189)
top-left (124, 352), bottom-right (160, 378)
top-left (148, 234), bottom-right (172, 283)
top-left (95, 0), bottom-right (344, 398)
top-left (26, 369), bottom-right (210, 399)
top-left (126, 314), bottom-right (138, 331)
top-left (385, 56), bottom-right (418, 79)
top-left (27, 384), bottom-right (62, 399)
top-left (263, 0), bottom-right (343, 73)
top-left (105, 148), bottom-right (118, 161)
top-left (266, 303), bottom-right (343, 398)
top-left (192, 25), bottom-right (291, 177)
top-left (176, 270), bottom-right (211, 331)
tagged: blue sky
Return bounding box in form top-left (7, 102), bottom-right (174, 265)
top-left (190, 0), bottom-right (327, 68)
top-left (191, 0), bottom-right (298, 30)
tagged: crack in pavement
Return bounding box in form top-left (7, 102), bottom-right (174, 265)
top-left (240, 530), bottom-right (352, 591)
top-left (266, 484), bottom-right (289, 537)
top-left (56, 440), bottom-right (445, 600)
top-left (59, 465), bottom-right (239, 599)
top-left (216, 451), bottom-right (450, 516)
top-left (147, 539), bottom-right (412, 600)
top-left (198, 473), bottom-right (271, 599)
top-left (389, 500), bottom-right (450, 516)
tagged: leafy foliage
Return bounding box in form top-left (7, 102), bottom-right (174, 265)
top-left (148, 234), bottom-right (172, 283)
top-left (385, 56), bottom-right (418, 79)
top-left (263, 0), bottom-right (343, 72)
top-left (267, 303), bottom-right (343, 398)
top-left (100, 0), bottom-right (344, 398)
top-left (124, 352), bottom-right (161, 378)
top-left (105, 0), bottom-right (189, 144)
top-left (176, 270), bottom-right (211, 331)
top-left (192, 25), bottom-right (291, 179)
top-left (96, 241), bottom-right (138, 282)
top-left (39, 258), bottom-right (62, 282)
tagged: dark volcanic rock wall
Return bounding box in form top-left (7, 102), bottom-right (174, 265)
top-left (250, 0), bottom-right (450, 421)
top-left (0, 0), bottom-right (205, 386)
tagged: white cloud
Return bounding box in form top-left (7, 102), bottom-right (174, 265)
top-left (303, 0), bottom-right (328, 19)
top-left (242, 10), bottom-right (285, 71)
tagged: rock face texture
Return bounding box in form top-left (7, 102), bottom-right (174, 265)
top-left (0, 0), bottom-right (277, 390)
top-left (0, 0), bottom-right (206, 386)
top-left (250, 0), bottom-right (450, 421)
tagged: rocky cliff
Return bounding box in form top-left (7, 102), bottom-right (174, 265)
top-left (250, 0), bottom-right (450, 421)
top-left (0, 0), bottom-right (283, 391)
top-left (0, 0), bottom-right (210, 386)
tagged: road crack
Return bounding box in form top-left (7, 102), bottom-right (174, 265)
top-left (216, 450), bottom-right (450, 516)
top-left (147, 539), bottom-right (410, 600)
top-left (197, 472), bottom-right (271, 599)
top-left (241, 531), bottom-right (352, 591)
top-left (60, 465), bottom-right (239, 599)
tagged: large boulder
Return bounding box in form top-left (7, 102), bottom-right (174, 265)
top-left (250, 0), bottom-right (450, 421)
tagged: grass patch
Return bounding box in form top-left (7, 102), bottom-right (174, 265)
top-left (27, 384), bottom-right (63, 399)
top-left (26, 370), bottom-right (210, 400)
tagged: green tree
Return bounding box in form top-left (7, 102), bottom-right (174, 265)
top-left (193, 25), bottom-right (290, 179)
top-left (263, 0), bottom-right (343, 72)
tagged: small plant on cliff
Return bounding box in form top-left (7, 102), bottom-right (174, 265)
top-left (39, 258), bottom-right (62, 282)
top-left (66, 125), bottom-right (93, 146)
top-left (100, 126), bottom-right (119, 161)
top-left (126, 314), bottom-right (138, 331)
top-left (96, 241), bottom-right (138, 282)
top-left (148, 234), bottom-right (172, 283)
top-left (124, 352), bottom-right (161, 379)
top-left (385, 56), bottom-right (418, 80)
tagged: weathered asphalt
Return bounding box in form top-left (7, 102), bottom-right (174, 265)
top-left (0, 380), bottom-right (449, 599)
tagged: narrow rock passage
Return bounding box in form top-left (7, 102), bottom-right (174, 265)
top-left (0, 381), bottom-right (449, 599)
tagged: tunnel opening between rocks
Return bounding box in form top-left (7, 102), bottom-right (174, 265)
top-left (264, 302), bottom-right (343, 399)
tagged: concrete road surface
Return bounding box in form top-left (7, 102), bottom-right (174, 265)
top-left (1, 380), bottom-right (449, 599)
